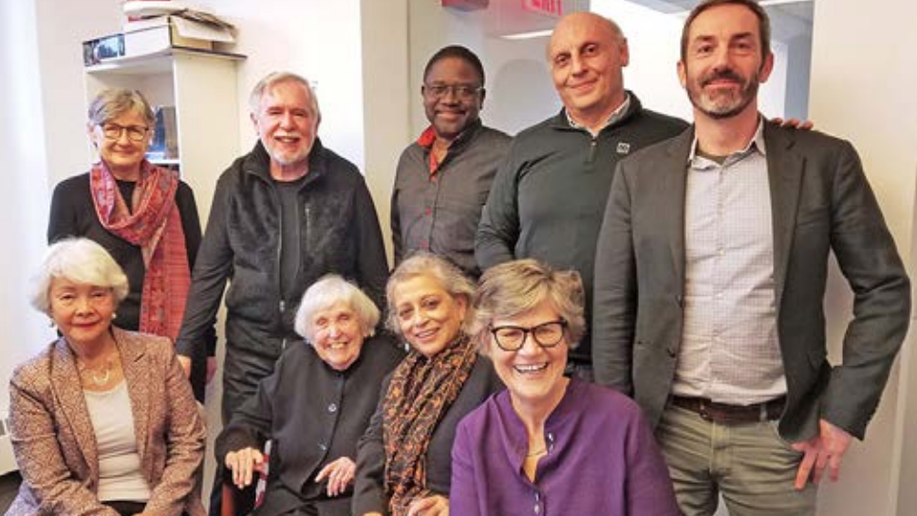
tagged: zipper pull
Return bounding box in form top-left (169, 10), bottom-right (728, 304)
top-left (588, 137), bottom-right (598, 163)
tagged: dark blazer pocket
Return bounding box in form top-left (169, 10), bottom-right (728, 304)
top-left (796, 206), bottom-right (829, 227)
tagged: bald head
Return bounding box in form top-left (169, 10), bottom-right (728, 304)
top-left (548, 12), bottom-right (624, 59)
top-left (547, 12), bottom-right (630, 132)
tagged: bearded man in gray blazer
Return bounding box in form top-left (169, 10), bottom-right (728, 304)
top-left (591, 1), bottom-right (911, 515)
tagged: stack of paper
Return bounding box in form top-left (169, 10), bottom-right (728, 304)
top-left (121, 1), bottom-right (235, 57)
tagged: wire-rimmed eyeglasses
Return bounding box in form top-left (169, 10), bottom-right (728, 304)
top-left (100, 123), bottom-right (149, 142)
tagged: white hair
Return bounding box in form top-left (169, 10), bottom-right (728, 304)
top-left (248, 71), bottom-right (321, 122)
top-left (30, 238), bottom-right (129, 314)
top-left (294, 275), bottom-right (380, 343)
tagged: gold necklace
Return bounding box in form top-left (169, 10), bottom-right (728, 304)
top-left (80, 358), bottom-right (113, 387)
top-left (526, 447), bottom-right (547, 458)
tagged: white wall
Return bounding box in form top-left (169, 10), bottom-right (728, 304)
top-left (36, 0), bottom-right (121, 187)
top-left (0, 0), bottom-right (54, 417)
top-left (193, 0), bottom-right (366, 172)
top-left (808, 0), bottom-right (917, 514)
top-left (593, 0), bottom-right (691, 120)
top-left (0, 0), bottom-right (119, 410)
top-left (361, 0), bottom-right (411, 263)
top-left (0, 0), bottom-right (113, 474)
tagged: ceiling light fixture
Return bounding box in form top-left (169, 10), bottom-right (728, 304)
top-left (759, 0), bottom-right (813, 6)
top-left (500, 29), bottom-right (554, 40)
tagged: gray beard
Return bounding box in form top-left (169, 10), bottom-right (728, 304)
top-left (688, 73), bottom-right (760, 120)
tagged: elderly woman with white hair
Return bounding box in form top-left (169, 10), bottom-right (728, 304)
top-left (7, 237), bottom-right (206, 516)
top-left (216, 275), bottom-right (403, 516)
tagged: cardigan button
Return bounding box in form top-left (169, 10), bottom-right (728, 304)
top-left (328, 403), bottom-right (338, 413)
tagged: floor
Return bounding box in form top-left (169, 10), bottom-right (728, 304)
top-left (0, 471), bottom-right (21, 512)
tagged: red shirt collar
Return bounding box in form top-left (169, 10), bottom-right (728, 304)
top-left (417, 126), bottom-right (441, 176)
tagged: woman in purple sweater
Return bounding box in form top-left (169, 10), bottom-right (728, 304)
top-left (451, 259), bottom-right (679, 516)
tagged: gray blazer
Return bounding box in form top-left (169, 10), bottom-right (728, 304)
top-left (592, 121), bottom-right (911, 443)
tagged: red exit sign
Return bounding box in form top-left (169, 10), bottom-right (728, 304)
top-left (523, 0), bottom-right (563, 17)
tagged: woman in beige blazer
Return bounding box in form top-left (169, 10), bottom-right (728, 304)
top-left (6, 238), bottom-right (205, 516)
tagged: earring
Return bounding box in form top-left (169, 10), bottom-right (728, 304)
top-left (48, 318), bottom-right (55, 328)
top-left (111, 312), bottom-right (118, 320)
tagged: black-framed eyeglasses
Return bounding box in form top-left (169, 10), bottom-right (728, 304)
top-left (100, 123), bottom-right (149, 142)
top-left (422, 83), bottom-right (483, 100)
top-left (489, 319), bottom-right (568, 351)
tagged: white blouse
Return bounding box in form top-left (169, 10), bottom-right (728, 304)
top-left (83, 380), bottom-right (151, 502)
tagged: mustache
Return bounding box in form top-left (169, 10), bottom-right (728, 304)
top-left (700, 69), bottom-right (745, 87)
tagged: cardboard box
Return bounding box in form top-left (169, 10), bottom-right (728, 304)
top-left (125, 25), bottom-right (211, 56)
top-left (123, 16), bottom-right (235, 56)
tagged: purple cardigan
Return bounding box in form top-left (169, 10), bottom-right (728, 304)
top-left (450, 378), bottom-right (679, 516)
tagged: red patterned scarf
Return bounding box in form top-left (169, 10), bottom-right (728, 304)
top-left (382, 332), bottom-right (478, 515)
top-left (90, 160), bottom-right (190, 340)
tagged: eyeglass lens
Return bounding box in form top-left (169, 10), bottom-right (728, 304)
top-left (102, 124), bottom-right (148, 142)
top-left (424, 84), bottom-right (481, 99)
top-left (492, 321), bottom-right (565, 350)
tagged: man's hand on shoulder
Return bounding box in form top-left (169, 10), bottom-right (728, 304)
top-left (770, 117), bottom-right (814, 131)
top-left (791, 418), bottom-right (854, 489)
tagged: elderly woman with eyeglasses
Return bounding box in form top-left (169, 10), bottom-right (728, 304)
top-left (7, 238), bottom-right (205, 516)
top-left (353, 253), bottom-right (503, 516)
top-left (449, 259), bottom-right (679, 516)
top-left (215, 275), bottom-right (404, 516)
top-left (47, 88), bottom-right (212, 401)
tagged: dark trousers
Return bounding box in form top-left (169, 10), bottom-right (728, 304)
top-left (104, 500), bottom-right (193, 516)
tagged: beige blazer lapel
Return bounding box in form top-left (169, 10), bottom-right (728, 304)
top-left (115, 328), bottom-right (152, 469)
top-left (764, 123), bottom-right (805, 309)
top-left (50, 337), bottom-right (99, 481)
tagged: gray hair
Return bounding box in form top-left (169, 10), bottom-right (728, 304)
top-left (385, 252), bottom-right (476, 336)
top-left (248, 71), bottom-right (321, 122)
top-left (294, 275), bottom-right (380, 343)
top-left (30, 238), bottom-right (129, 315)
top-left (87, 88), bottom-right (155, 127)
top-left (472, 259), bottom-right (585, 351)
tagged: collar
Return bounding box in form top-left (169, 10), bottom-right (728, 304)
top-left (416, 119), bottom-right (484, 175)
top-left (416, 118), bottom-right (483, 150)
top-left (499, 377), bottom-right (584, 461)
top-left (551, 90), bottom-right (642, 135)
top-left (564, 92), bottom-right (632, 135)
top-left (688, 116), bottom-right (767, 167)
top-left (417, 125), bottom-right (437, 149)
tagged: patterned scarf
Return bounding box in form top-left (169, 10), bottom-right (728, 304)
top-left (90, 160), bottom-right (190, 340)
top-left (383, 332), bottom-right (478, 515)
